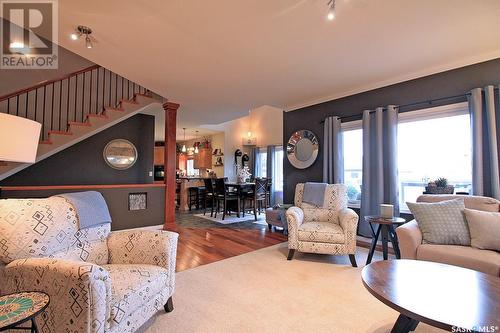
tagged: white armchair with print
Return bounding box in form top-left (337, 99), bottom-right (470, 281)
top-left (286, 183), bottom-right (359, 266)
top-left (0, 196), bottom-right (178, 333)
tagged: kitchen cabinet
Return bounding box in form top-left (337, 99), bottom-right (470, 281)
top-left (178, 153), bottom-right (187, 170)
top-left (193, 148), bottom-right (212, 169)
top-left (154, 147), bottom-right (164, 165)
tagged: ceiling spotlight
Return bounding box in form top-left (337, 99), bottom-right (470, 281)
top-left (327, 0), bottom-right (336, 20)
top-left (71, 25), bottom-right (94, 48)
top-left (85, 35), bottom-right (93, 49)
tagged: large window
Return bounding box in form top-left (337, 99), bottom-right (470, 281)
top-left (341, 103), bottom-right (472, 211)
top-left (398, 103), bottom-right (472, 212)
top-left (256, 148), bottom-right (267, 178)
top-left (273, 147), bottom-right (284, 193)
top-left (186, 159), bottom-right (199, 176)
top-left (342, 121), bottom-right (363, 206)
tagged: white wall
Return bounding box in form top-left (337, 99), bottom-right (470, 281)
top-left (205, 105), bottom-right (283, 181)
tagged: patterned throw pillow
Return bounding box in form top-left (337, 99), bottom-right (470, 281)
top-left (464, 208), bottom-right (500, 251)
top-left (407, 199), bottom-right (470, 246)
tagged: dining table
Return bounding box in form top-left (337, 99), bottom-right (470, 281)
top-left (224, 182), bottom-right (255, 218)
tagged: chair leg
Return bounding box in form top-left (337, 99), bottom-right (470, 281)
top-left (349, 254), bottom-right (357, 267)
top-left (268, 223), bottom-right (272, 230)
top-left (210, 198), bottom-right (214, 217)
top-left (222, 200), bottom-right (226, 220)
top-left (164, 296), bottom-right (174, 313)
top-left (287, 249), bottom-right (295, 260)
top-left (253, 200), bottom-right (257, 220)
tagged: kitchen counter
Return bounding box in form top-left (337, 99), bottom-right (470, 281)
top-left (177, 178), bottom-right (206, 211)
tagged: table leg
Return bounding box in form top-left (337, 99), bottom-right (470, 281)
top-left (388, 225), bottom-right (401, 259)
top-left (365, 224), bottom-right (381, 265)
top-left (391, 314), bottom-right (419, 333)
top-left (31, 318), bottom-right (39, 333)
top-left (381, 225), bottom-right (389, 260)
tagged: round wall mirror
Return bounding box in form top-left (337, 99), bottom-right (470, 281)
top-left (286, 130), bottom-right (319, 169)
top-left (103, 139), bottom-right (138, 170)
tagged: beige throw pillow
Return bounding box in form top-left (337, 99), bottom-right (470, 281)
top-left (464, 208), bottom-right (500, 251)
top-left (407, 198), bottom-right (470, 246)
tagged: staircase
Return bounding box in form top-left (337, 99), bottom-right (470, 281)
top-left (0, 65), bottom-right (164, 181)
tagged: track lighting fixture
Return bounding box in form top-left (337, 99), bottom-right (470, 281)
top-left (71, 25), bottom-right (94, 48)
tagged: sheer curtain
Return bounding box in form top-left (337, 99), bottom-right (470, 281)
top-left (468, 86), bottom-right (500, 200)
top-left (265, 145), bottom-right (284, 205)
top-left (272, 147), bottom-right (284, 204)
top-left (359, 106), bottom-right (399, 237)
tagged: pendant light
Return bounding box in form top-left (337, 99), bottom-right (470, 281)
top-left (327, 0), bottom-right (336, 20)
top-left (181, 128), bottom-right (187, 153)
top-left (194, 130), bottom-right (199, 154)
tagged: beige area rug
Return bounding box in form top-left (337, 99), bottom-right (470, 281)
top-left (140, 244), bottom-right (444, 333)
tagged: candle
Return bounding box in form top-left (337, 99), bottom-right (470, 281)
top-left (380, 204), bottom-right (394, 219)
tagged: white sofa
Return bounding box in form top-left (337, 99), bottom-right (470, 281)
top-left (396, 194), bottom-right (500, 277)
top-left (286, 183), bottom-right (359, 266)
top-left (0, 196), bottom-right (178, 333)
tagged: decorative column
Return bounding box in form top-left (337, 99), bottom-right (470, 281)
top-left (163, 102), bottom-right (180, 228)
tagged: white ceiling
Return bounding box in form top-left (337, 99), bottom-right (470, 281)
top-left (56, 0), bottom-right (500, 134)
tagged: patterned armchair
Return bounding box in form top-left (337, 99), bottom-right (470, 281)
top-left (0, 196), bottom-right (178, 333)
top-left (286, 183), bottom-right (359, 266)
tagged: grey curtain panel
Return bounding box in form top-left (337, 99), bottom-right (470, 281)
top-left (322, 116), bottom-right (344, 184)
top-left (267, 145), bottom-right (276, 205)
top-left (251, 147), bottom-right (260, 178)
top-left (468, 86), bottom-right (500, 200)
top-left (359, 106), bottom-right (399, 237)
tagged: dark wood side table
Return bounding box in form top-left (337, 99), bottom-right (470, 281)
top-left (365, 215), bottom-right (406, 265)
top-left (0, 292), bottom-right (49, 332)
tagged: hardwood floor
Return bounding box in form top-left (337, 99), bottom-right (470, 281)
top-left (165, 222), bottom-right (287, 272)
top-left (164, 211), bottom-right (388, 273)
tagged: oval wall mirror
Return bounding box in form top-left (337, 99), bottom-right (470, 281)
top-left (286, 130), bottom-right (319, 169)
top-left (103, 139), bottom-right (138, 170)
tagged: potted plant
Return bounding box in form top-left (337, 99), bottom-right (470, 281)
top-left (425, 177), bottom-right (454, 194)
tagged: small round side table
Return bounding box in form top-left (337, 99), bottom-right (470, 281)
top-left (0, 292), bottom-right (49, 333)
top-left (364, 215), bottom-right (406, 265)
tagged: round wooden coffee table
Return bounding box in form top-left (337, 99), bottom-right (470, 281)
top-left (362, 260), bottom-right (500, 333)
top-left (0, 292), bottom-right (49, 332)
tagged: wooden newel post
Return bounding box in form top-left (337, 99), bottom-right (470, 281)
top-left (163, 102), bottom-right (180, 229)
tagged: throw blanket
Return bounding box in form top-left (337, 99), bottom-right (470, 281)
top-left (303, 182), bottom-right (327, 207)
top-left (56, 191), bottom-right (111, 229)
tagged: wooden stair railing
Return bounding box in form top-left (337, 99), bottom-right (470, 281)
top-left (0, 65), bottom-right (153, 141)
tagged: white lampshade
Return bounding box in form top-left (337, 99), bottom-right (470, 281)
top-left (0, 113), bottom-right (41, 163)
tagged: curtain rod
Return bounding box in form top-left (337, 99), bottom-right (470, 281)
top-left (317, 87), bottom-right (500, 124)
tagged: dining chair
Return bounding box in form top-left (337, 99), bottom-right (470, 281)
top-left (265, 177), bottom-right (273, 208)
top-left (203, 178), bottom-right (216, 217)
top-left (214, 178), bottom-right (239, 220)
top-left (241, 178), bottom-right (267, 221)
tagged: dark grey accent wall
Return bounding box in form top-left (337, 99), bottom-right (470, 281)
top-left (283, 58), bottom-right (500, 203)
top-left (0, 114), bottom-right (155, 186)
top-left (0, 186), bottom-right (165, 231)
